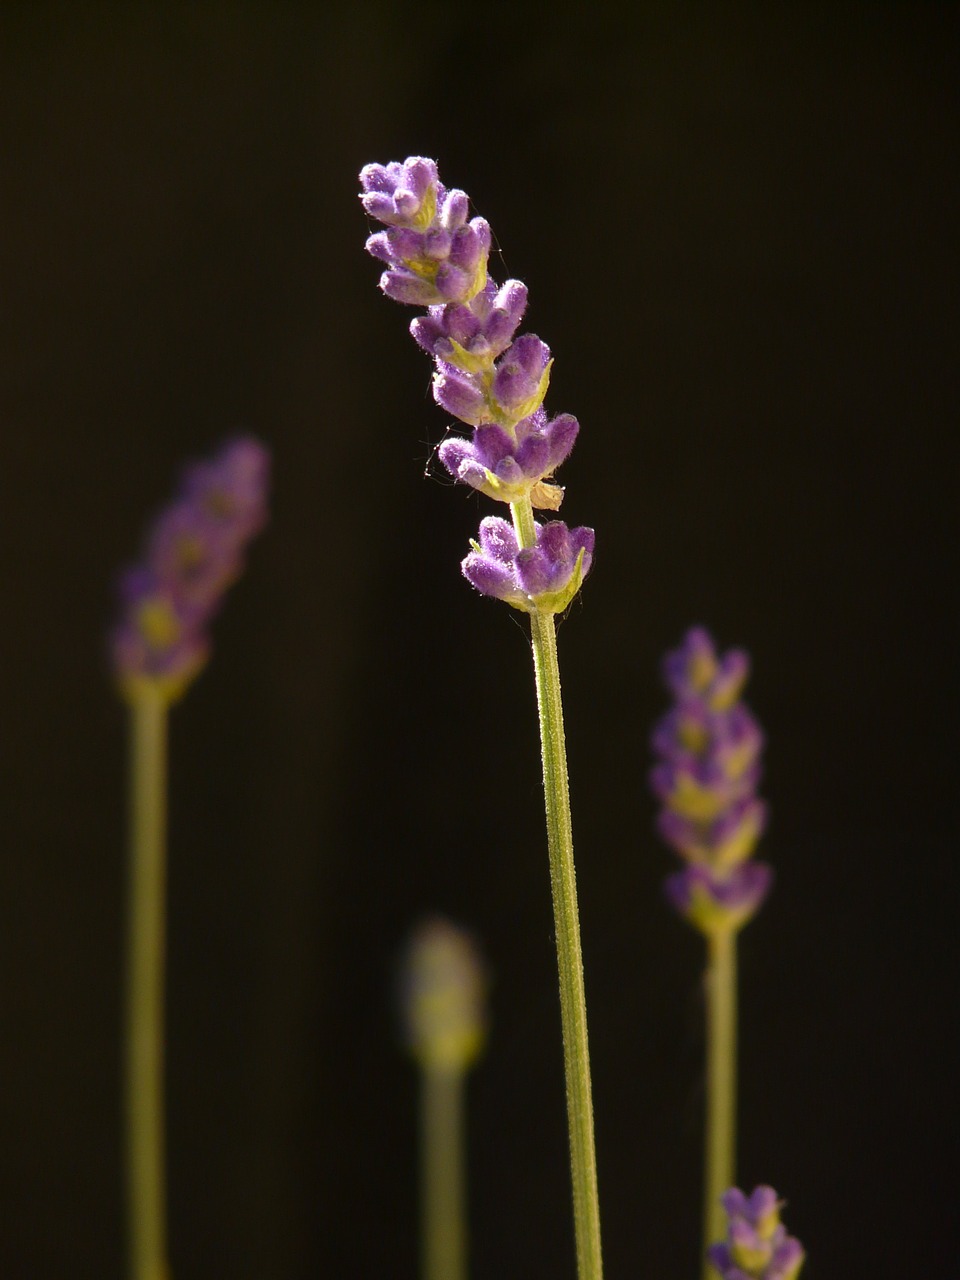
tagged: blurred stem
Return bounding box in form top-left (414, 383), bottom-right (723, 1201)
top-left (703, 927), bottom-right (737, 1279)
top-left (420, 1066), bottom-right (467, 1280)
top-left (125, 687), bottom-right (171, 1280)
top-left (511, 495), bottom-right (604, 1280)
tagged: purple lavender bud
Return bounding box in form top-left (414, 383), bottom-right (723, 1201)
top-left (491, 334), bottom-right (552, 424)
top-left (651, 628), bottom-right (771, 934)
top-left (543, 412), bottom-right (580, 468)
top-left (448, 220), bottom-right (490, 272)
top-left (484, 279), bottom-right (528, 352)
top-left (709, 1186), bottom-right (804, 1280)
top-left (433, 367), bottom-right (489, 425)
top-left (380, 269), bottom-right (443, 307)
top-left (423, 227), bottom-right (453, 261)
top-left (360, 157), bottom-right (439, 229)
top-left (442, 300), bottom-right (484, 347)
top-left (434, 262), bottom-right (474, 304)
top-left (111, 437), bottom-right (270, 702)
top-left (514, 431), bottom-right (552, 478)
top-left (461, 517), bottom-right (594, 614)
top-left (439, 189), bottom-right (469, 229)
top-left (409, 313), bottom-right (453, 359)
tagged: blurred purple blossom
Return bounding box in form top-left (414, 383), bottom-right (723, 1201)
top-left (111, 437), bottom-right (269, 700)
top-left (708, 1186), bottom-right (805, 1280)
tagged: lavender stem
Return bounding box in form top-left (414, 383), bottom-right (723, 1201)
top-left (513, 495), bottom-right (604, 1280)
top-left (420, 1066), bottom-right (467, 1280)
top-left (125, 686), bottom-right (171, 1280)
top-left (704, 927), bottom-right (737, 1280)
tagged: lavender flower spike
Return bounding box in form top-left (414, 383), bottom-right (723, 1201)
top-left (361, 156), bottom-right (491, 305)
top-left (650, 628), bottom-right (771, 935)
top-left (462, 516), bottom-right (594, 614)
top-left (111, 437), bottom-right (270, 702)
top-left (708, 1186), bottom-right (805, 1280)
top-left (361, 158), bottom-right (580, 510)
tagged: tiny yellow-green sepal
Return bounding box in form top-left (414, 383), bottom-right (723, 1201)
top-left (444, 337), bottom-right (496, 376)
top-left (730, 1236), bottom-right (773, 1273)
top-left (460, 249), bottom-right (489, 304)
top-left (410, 183), bottom-right (438, 232)
top-left (474, 468), bottom-right (555, 508)
top-left (712, 808), bottom-right (763, 871)
top-left (685, 884), bottom-right (754, 937)
top-left (666, 774), bottom-right (731, 823)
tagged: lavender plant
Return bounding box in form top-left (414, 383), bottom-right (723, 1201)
top-left (111, 437), bottom-right (269, 1280)
top-left (707, 1186), bottom-right (805, 1280)
top-left (360, 157), bottom-right (601, 1280)
top-left (402, 919), bottom-right (487, 1280)
top-left (650, 628), bottom-right (772, 1278)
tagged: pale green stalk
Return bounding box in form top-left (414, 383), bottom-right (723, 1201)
top-left (125, 686), bottom-right (172, 1280)
top-left (420, 1066), bottom-right (468, 1280)
top-left (703, 927), bottom-right (737, 1279)
top-left (510, 495), bottom-right (604, 1280)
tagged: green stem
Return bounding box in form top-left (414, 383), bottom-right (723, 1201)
top-left (511, 496), bottom-right (604, 1280)
top-left (420, 1066), bottom-right (467, 1280)
top-left (703, 927), bottom-right (737, 1279)
top-left (125, 688), bottom-right (171, 1280)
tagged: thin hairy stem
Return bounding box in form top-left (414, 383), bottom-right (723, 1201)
top-left (511, 495), bottom-right (604, 1280)
top-left (703, 927), bottom-right (737, 1278)
top-left (125, 687), bottom-right (171, 1280)
top-left (420, 1066), bottom-right (468, 1280)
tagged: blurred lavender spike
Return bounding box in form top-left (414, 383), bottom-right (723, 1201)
top-left (650, 628), bottom-right (772, 934)
top-left (708, 1186), bottom-right (805, 1280)
top-left (111, 437), bottom-right (270, 702)
top-left (401, 918), bottom-right (487, 1074)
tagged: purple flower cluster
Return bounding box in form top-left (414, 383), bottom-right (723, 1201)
top-left (708, 1186), bottom-right (805, 1280)
top-left (650, 628), bottom-right (772, 934)
top-left (111, 438), bottom-right (270, 701)
top-left (361, 157), bottom-right (592, 613)
top-left (463, 517), bottom-right (595, 615)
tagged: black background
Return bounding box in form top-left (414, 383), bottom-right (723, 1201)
top-left (1, 4), bottom-right (957, 1277)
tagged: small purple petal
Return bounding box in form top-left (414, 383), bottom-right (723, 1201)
top-left (514, 546), bottom-right (552, 595)
top-left (439, 188), bottom-right (469, 229)
top-left (432, 368), bottom-right (487, 424)
top-left (461, 551), bottom-right (516, 600)
top-left (477, 516), bottom-right (518, 563)
top-left (380, 269), bottom-right (440, 306)
top-left (434, 262), bottom-right (473, 303)
top-left (546, 413), bottom-right (579, 468)
top-left (484, 279), bottom-right (528, 351)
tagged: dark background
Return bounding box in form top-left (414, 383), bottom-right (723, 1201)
top-left (1, 3), bottom-right (956, 1277)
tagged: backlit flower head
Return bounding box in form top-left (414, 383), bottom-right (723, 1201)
top-left (111, 437), bottom-right (270, 702)
top-left (360, 156), bottom-right (584, 523)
